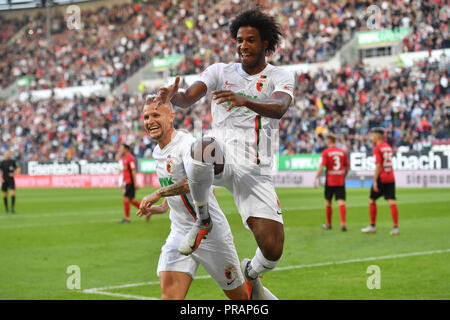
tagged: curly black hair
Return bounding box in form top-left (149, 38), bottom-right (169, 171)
top-left (229, 9), bottom-right (282, 55)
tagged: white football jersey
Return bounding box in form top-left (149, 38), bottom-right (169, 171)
top-left (199, 62), bottom-right (295, 168)
top-left (152, 130), bottom-right (231, 240)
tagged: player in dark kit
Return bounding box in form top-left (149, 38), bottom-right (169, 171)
top-left (314, 134), bottom-right (349, 231)
top-left (361, 128), bottom-right (399, 235)
top-left (116, 144), bottom-right (141, 223)
top-left (1, 150), bottom-right (20, 213)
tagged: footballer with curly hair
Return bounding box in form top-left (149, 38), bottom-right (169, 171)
top-left (149, 9), bottom-right (295, 299)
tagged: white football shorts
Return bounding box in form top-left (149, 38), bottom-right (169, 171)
top-left (212, 139), bottom-right (284, 229)
top-left (157, 232), bottom-right (244, 291)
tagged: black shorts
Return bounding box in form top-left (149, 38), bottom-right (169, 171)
top-left (123, 183), bottom-right (136, 199)
top-left (370, 178), bottom-right (396, 200)
top-left (2, 179), bottom-right (15, 192)
top-left (325, 184), bottom-right (346, 201)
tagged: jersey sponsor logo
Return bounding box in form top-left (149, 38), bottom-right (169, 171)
top-left (237, 92), bottom-right (258, 100)
top-left (226, 93), bottom-right (259, 114)
top-left (159, 176), bottom-right (173, 187)
top-left (225, 80), bottom-right (235, 86)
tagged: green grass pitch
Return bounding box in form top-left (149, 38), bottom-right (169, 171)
top-left (0, 187), bottom-right (449, 300)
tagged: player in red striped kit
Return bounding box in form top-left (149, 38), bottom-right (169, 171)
top-left (314, 134), bottom-right (349, 231)
top-left (361, 128), bottom-right (399, 235)
top-left (116, 144), bottom-right (140, 223)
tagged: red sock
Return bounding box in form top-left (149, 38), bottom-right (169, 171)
top-left (326, 205), bottom-right (332, 226)
top-left (123, 201), bottom-right (130, 220)
top-left (369, 203), bottom-right (377, 226)
top-left (131, 200), bottom-right (141, 209)
top-left (390, 204), bottom-right (399, 227)
top-left (339, 204), bottom-right (346, 226)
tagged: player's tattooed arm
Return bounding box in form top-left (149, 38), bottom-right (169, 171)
top-left (157, 177), bottom-right (190, 197)
top-left (136, 178), bottom-right (190, 217)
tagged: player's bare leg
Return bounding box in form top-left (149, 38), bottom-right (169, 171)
top-left (223, 283), bottom-right (250, 300)
top-left (242, 217), bottom-right (284, 299)
top-left (159, 271), bottom-right (192, 300)
top-left (387, 199), bottom-right (399, 235)
top-left (337, 199), bottom-right (347, 231)
top-left (322, 199), bottom-right (332, 230)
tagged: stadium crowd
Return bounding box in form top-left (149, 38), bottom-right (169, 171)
top-left (0, 0), bottom-right (448, 90)
top-left (0, 57), bottom-right (448, 162)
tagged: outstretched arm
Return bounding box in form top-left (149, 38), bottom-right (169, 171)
top-left (155, 76), bottom-right (207, 109)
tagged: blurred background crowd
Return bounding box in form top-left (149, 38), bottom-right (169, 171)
top-left (0, 0), bottom-right (448, 162)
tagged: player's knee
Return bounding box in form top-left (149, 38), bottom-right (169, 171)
top-left (268, 244), bottom-right (283, 261)
top-left (190, 137), bottom-right (224, 173)
top-left (388, 199), bottom-right (396, 205)
top-left (261, 236), bottom-right (284, 261)
top-left (190, 137), bottom-right (217, 163)
top-left (250, 218), bottom-right (284, 261)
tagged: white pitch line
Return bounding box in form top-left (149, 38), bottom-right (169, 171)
top-left (85, 275), bottom-right (212, 292)
top-left (83, 289), bottom-right (159, 300)
top-left (274, 248), bottom-right (450, 271)
top-left (0, 209), bottom-right (120, 220)
top-left (82, 248), bottom-right (450, 298)
top-left (0, 218), bottom-right (120, 229)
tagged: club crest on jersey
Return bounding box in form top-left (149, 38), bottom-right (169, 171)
top-left (256, 81), bottom-right (264, 92)
top-left (166, 155), bottom-right (173, 173)
top-left (256, 75), bottom-right (267, 92)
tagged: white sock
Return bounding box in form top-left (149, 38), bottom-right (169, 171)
top-left (185, 158), bottom-right (214, 222)
top-left (263, 286), bottom-right (278, 300)
top-left (248, 247), bottom-right (280, 279)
